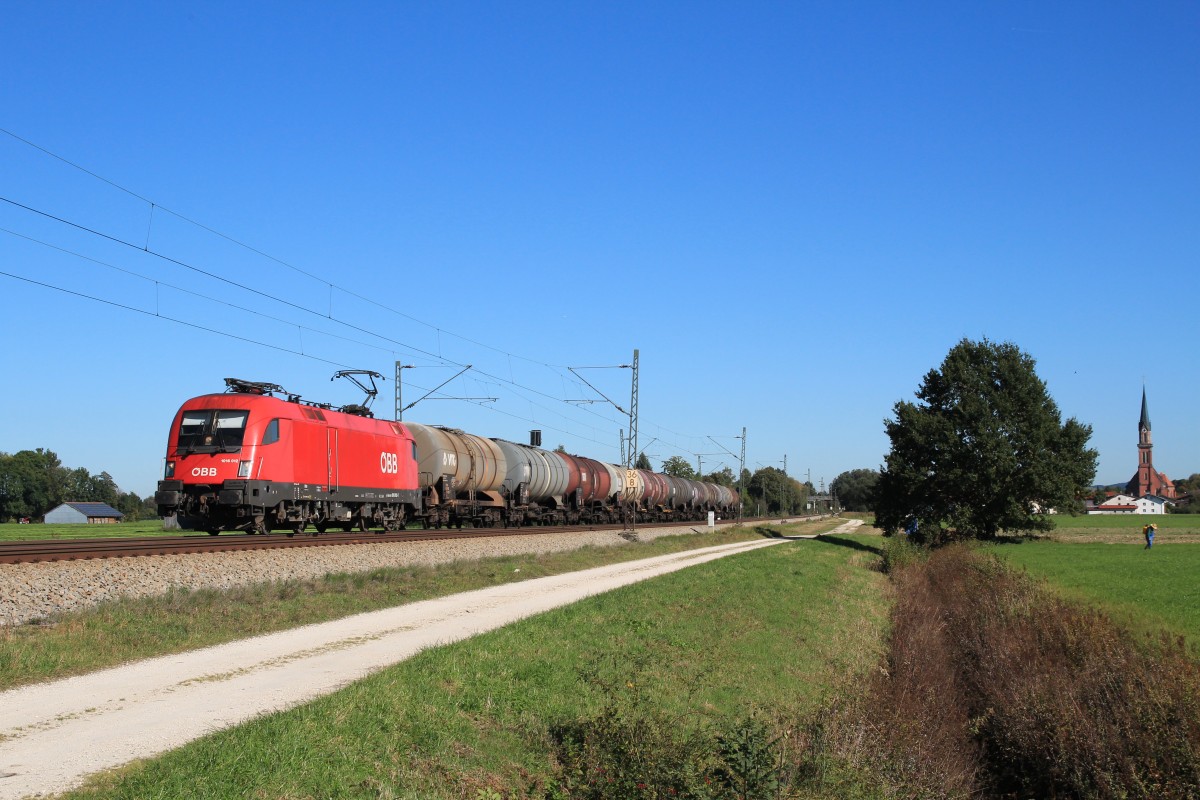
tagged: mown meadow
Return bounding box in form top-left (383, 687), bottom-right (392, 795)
top-left (0, 519), bottom-right (174, 541)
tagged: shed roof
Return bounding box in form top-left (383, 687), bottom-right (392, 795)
top-left (63, 502), bottom-right (123, 518)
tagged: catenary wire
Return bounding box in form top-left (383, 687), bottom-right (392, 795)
top-left (0, 130), bottom-right (728, 455)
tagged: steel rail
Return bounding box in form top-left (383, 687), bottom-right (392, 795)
top-left (0, 517), bottom-right (784, 565)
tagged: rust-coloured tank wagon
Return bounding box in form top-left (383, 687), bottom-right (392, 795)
top-left (156, 379), bottom-right (740, 534)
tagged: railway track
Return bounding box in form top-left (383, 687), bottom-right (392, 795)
top-left (0, 518), bottom-right (765, 565)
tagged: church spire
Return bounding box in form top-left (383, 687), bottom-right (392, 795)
top-left (1139, 386), bottom-right (1151, 432)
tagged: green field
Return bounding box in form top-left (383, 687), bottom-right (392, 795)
top-left (990, 538), bottom-right (1200, 650)
top-left (0, 519), bottom-right (175, 541)
top-left (55, 529), bottom-right (889, 799)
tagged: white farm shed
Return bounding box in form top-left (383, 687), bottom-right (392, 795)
top-left (44, 502), bottom-right (124, 524)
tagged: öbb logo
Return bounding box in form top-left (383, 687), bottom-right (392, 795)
top-left (380, 452), bottom-right (399, 474)
top-left (191, 467), bottom-right (218, 477)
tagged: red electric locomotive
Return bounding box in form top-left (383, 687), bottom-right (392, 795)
top-left (155, 377), bottom-right (420, 534)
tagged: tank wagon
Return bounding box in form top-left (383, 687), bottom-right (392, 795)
top-left (156, 378), bottom-right (740, 534)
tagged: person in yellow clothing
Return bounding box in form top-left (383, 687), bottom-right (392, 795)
top-left (1143, 522), bottom-right (1157, 549)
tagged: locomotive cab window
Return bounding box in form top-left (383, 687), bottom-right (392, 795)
top-left (177, 410), bottom-right (251, 453)
top-left (261, 419), bottom-right (280, 446)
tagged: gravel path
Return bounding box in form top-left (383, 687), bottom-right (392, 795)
top-left (0, 519), bottom-right (860, 800)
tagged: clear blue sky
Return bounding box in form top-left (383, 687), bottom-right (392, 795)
top-left (2, 1), bottom-right (1197, 498)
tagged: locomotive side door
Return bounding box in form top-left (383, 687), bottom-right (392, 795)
top-left (327, 428), bottom-right (339, 495)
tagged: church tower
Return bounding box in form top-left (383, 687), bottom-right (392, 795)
top-left (1127, 387), bottom-right (1176, 499)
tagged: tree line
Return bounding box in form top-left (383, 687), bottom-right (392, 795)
top-left (0, 449), bottom-right (154, 522)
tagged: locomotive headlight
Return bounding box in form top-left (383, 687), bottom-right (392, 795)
top-left (165, 461), bottom-right (175, 478)
top-left (238, 460), bottom-right (252, 478)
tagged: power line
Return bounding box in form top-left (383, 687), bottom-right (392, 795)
top-left (0, 226), bottom-right (430, 361)
top-left (3, 192), bottom-right (641, 432)
top-left (0, 269), bottom-right (348, 368)
top-left (0, 129), bottom-right (732, 448)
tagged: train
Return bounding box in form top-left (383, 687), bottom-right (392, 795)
top-left (154, 377), bottom-right (741, 535)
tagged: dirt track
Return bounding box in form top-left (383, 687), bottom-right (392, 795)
top-left (0, 522), bottom-right (858, 799)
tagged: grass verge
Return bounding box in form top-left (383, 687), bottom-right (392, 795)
top-left (1, 522), bottom-right (825, 691)
top-left (56, 530), bottom-right (890, 799)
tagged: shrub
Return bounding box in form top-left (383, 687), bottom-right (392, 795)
top-left (544, 656), bottom-right (794, 799)
top-left (877, 534), bottom-right (926, 574)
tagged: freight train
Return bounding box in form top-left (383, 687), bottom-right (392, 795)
top-left (155, 378), bottom-right (740, 535)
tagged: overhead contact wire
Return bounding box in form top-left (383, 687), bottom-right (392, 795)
top-left (0, 130), bottom-right (717, 444)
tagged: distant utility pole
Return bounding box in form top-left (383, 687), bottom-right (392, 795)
top-left (739, 427), bottom-right (746, 518)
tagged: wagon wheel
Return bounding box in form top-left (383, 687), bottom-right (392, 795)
top-left (207, 529), bottom-right (220, 536)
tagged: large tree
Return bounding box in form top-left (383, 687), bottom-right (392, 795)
top-left (660, 456), bottom-right (697, 479)
top-left (875, 338), bottom-right (1097, 542)
top-left (747, 466), bottom-right (808, 516)
top-left (831, 468), bottom-right (879, 512)
top-left (0, 449), bottom-right (66, 520)
top-left (0, 449), bottom-right (148, 521)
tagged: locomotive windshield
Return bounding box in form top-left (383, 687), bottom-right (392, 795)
top-left (177, 409), bottom-right (251, 453)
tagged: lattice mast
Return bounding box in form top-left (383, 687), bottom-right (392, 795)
top-left (626, 349), bottom-right (639, 470)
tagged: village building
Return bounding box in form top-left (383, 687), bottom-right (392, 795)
top-left (1089, 493), bottom-right (1172, 515)
top-left (1090, 493), bottom-right (1138, 514)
